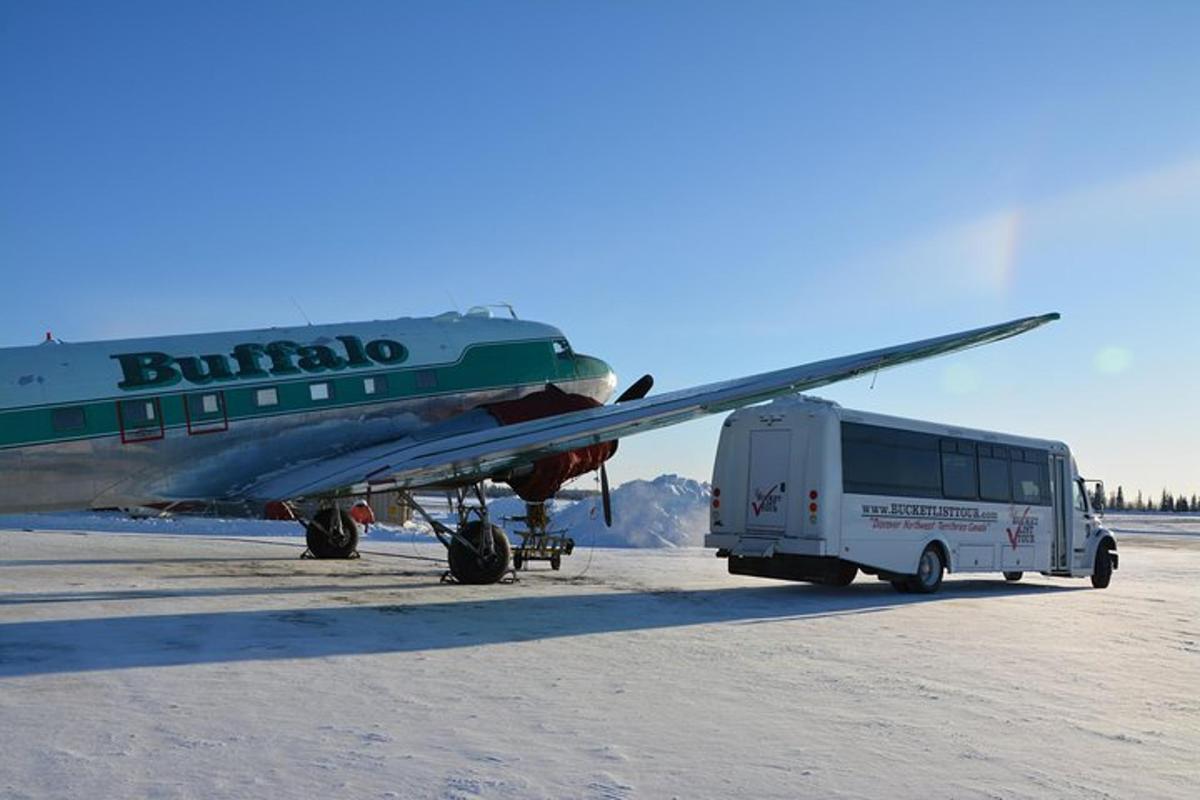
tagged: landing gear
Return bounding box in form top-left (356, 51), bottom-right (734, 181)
top-left (1003, 571), bottom-right (1023, 582)
top-left (447, 520), bottom-right (511, 584)
top-left (303, 506), bottom-right (360, 559)
top-left (401, 483), bottom-right (513, 585)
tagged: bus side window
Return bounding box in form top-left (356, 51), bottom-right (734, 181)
top-left (941, 447), bottom-right (978, 500)
top-left (1012, 460), bottom-right (1050, 505)
top-left (979, 454), bottom-right (1011, 502)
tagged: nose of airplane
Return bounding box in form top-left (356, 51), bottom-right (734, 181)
top-left (573, 353), bottom-right (618, 404)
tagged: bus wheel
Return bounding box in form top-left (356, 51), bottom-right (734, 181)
top-left (908, 546), bottom-right (944, 594)
top-left (823, 562), bottom-right (858, 587)
top-left (1091, 543), bottom-right (1114, 589)
top-left (1003, 571), bottom-right (1023, 582)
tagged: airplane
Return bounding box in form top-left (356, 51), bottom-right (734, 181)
top-left (0, 308), bottom-right (1059, 583)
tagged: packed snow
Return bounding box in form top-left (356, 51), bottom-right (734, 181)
top-left (1, 522), bottom-right (1196, 799)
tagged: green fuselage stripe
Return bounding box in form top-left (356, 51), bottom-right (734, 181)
top-left (0, 340), bottom-right (601, 450)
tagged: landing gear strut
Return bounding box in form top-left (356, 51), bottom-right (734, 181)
top-left (402, 484), bottom-right (513, 585)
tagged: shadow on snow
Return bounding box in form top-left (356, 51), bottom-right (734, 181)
top-left (0, 580), bottom-right (1082, 678)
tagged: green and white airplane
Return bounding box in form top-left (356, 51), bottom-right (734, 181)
top-left (0, 308), bottom-right (1058, 583)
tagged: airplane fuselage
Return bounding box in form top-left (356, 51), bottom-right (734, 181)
top-left (0, 313), bottom-right (616, 512)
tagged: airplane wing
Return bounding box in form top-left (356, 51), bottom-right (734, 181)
top-left (239, 313), bottom-right (1058, 501)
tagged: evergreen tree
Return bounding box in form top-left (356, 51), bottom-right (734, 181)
top-left (1192, 493), bottom-right (1198, 512)
top-left (1116, 485), bottom-right (1125, 511)
top-left (1178, 496), bottom-right (1190, 513)
top-left (1136, 490), bottom-right (1144, 511)
top-left (1092, 483), bottom-right (1105, 511)
top-left (1160, 489), bottom-right (1171, 512)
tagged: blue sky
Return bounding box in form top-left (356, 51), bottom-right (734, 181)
top-left (2, 1), bottom-right (1198, 499)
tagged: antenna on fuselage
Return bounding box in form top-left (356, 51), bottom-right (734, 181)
top-left (289, 297), bottom-right (314, 326)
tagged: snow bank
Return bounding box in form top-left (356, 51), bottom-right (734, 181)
top-left (543, 474), bottom-right (711, 548)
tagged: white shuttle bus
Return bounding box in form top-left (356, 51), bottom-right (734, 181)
top-left (705, 396), bottom-right (1117, 593)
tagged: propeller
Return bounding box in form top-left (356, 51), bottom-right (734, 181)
top-left (599, 374), bottom-right (654, 527)
top-left (615, 373), bottom-right (654, 404)
top-left (600, 462), bottom-right (613, 527)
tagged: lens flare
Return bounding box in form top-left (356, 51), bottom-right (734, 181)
top-left (1093, 346), bottom-right (1133, 375)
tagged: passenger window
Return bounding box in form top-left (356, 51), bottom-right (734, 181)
top-left (120, 399), bottom-right (157, 425)
top-left (1012, 461), bottom-right (1049, 505)
top-left (309, 382), bottom-right (331, 401)
top-left (188, 393), bottom-right (223, 418)
top-left (364, 375), bottom-right (388, 396)
top-left (941, 451), bottom-right (978, 500)
top-left (255, 387), bottom-right (279, 407)
top-left (979, 456), bottom-right (1011, 502)
top-left (52, 406), bottom-right (87, 432)
top-left (842, 423), bottom-right (942, 498)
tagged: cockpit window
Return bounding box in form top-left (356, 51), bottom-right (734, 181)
top-left (553, 339), bottom-right (574, 358)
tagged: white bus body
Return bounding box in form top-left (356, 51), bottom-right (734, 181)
top-left (705, 396), bottom-right (1118, 592)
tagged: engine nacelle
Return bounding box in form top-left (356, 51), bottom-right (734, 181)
top-left (483, 385), bottom-right (616, 502)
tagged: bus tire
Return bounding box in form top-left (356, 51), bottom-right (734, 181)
top-left (823, 562), bottom-right (858, 587)
top-left (908, 545), bottom-right (944, 594)
top-left (1091, 542), bottom-right (1114, 589)
top-left (1003, 571), bottom-right (1023, 582)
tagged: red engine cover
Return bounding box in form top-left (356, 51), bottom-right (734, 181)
top-left (483, 385), bottom-right (616, 502)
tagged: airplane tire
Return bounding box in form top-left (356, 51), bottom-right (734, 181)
top-left (448, 522), bottom-right (511, 585)
top-left (305, 508), bottom-right (360, 559)
top-left (1003, 571), bottom-right (1023, 582)
top-left (907, 545), bottom-right (944, 594)
top-left (550, 553), bottom-right (562, 571)
top-left (1091, 543), bottom-right (1114, 589)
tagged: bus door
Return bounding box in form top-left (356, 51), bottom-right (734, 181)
top-left (746, 428), bottom-right (793, 534)
top-left (1050, 455), bottom-right (1071, 571)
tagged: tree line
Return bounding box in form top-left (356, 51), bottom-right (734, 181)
top-left (1089, 485), bottom-right (1199, 513)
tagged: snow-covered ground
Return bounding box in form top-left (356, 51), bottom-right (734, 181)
top-left (1104, 512), bottom-right (1200, 538)
top-left (1, 527), bottom-right (1196, 799)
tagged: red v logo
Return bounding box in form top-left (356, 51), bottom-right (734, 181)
top-left (752, 484), bottom-right (779, 516)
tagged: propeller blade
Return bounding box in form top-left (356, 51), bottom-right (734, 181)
top-left (615, 374), bottom-right (654, 403)
top-left (600, 462), bottom-right (613, 528)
